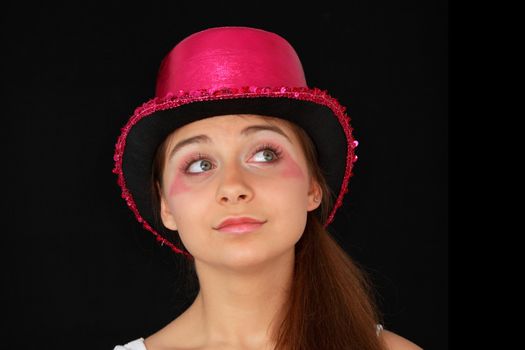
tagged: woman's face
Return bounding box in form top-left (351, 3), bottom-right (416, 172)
top-left (159, 114), bottom-right (321, 268)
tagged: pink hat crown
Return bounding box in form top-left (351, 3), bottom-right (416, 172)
top-left (155, 26), bottom-right (307, 97)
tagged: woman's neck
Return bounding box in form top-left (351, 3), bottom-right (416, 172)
top-left (188, 248), bottom-right (295, 348)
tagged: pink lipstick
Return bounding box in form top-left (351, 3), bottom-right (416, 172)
top-left (215, 217), bottom-right (266, 234)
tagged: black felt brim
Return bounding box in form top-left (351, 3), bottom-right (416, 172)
top-left (122, 97), bottom-right (348, 242)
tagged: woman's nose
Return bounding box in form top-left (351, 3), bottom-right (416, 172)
top-left (216, 161), bottom-right (254, 205)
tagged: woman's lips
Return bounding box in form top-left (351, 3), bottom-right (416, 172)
top-left (215, 217), bottom-right (267, 234)
top-left (219, 223), bottom-right (264, 234)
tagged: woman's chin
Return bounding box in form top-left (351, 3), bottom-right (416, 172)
top-left (215, 246), bottom-right (294, 272)
top-left (216, 250), bottom-right (271, 269)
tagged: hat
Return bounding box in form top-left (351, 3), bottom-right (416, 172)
top-left (113, 26), bottom-right (358, 256)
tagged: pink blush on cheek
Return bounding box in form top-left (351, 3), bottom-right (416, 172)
top-left (280, 153), bottom-right (305, 179)
top-left (169, 173), bottom-right (191, 196)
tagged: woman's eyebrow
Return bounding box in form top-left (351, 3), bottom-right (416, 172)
top-left (168, 124), bottom-right (292, 160)
top-left (168, 134), bottom-right (211, 160)
top-left (241, 124), bottom-right (293, 144)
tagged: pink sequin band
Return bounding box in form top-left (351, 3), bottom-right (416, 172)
top-left (113, 86), bottom-right (358, 255)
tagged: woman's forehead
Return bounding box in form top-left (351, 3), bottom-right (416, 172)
top-left (167, 114), bottom-right (296, 142)
top-left (184, 114), bottom-right (288, 129)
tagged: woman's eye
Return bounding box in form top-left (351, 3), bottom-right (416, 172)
top-left (253, 149), bottom-right (277, 162)
top-left (184, 147), bottom-right (280, 174)
top-left (187, 159), bottom-right (213, 173)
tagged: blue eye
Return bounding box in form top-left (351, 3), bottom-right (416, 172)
top-left (252, 143), bottom-right (283, 163)
top-left (253, 149), bottom-right (278, 162)
top-left (187, 159), bottom-right (213, 173)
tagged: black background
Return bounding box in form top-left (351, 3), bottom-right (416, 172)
top-left (2, 1), bottom-right (448, 349)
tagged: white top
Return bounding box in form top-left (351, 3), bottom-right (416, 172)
top-left (113, 324), bottom-right (383, 349)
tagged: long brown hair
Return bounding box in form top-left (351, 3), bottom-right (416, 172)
top-left (152, 116), bottom-right (386, 350)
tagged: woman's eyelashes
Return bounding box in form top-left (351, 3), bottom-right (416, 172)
top-left (180, 143), bottom-right (284, 175)
top-left (182, 152), bottom-right (213, 174)
top-left (250, 143), bottom-right (283, 164)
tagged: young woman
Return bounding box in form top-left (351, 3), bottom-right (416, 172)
top-left (113, 26), bottom-right (422, 350)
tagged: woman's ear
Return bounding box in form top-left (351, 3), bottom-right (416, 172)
top-left (307, 179), bottom-right (322, 212)
top-left (160, 194), bottom-right (178, 231)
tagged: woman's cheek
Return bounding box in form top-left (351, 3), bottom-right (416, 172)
top-left (169, 172), bottom-right (191, 196)
top-left (279, 152), bottom-right (305, 180)
top-left (169, 170), bottom-right (214, 197)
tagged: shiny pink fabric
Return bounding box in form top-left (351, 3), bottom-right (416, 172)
top-left (155, 27), bottom-right (307, 97)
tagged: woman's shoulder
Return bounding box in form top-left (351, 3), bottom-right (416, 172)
top-left (113, 335), bottom-right (188, 350)
top-left (141, 313), bottom-right (201, 350)
top-left (113, 337), bottom-right (147, 350)
top-left (380, 329), bottom-right (423, 350)
top-left (113, 329), bottom-right (423, 350)
top-left (114, 324), bottom-right (423, 350)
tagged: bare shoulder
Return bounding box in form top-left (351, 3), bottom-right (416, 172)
top-left (143, 310), bottom-right (203, 350)
top-left (143, 324), bottom-right (191, 350)
top-left (381, 329), bottom-right (423, 350)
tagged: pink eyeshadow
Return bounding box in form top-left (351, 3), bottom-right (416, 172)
top-left (169, 173), bottom-right (191, 196)
top-left (280, 151), bottom-right (304, 179)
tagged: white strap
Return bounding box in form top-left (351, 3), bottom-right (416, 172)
top-left (376, 324), bottom-right (384, 336)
